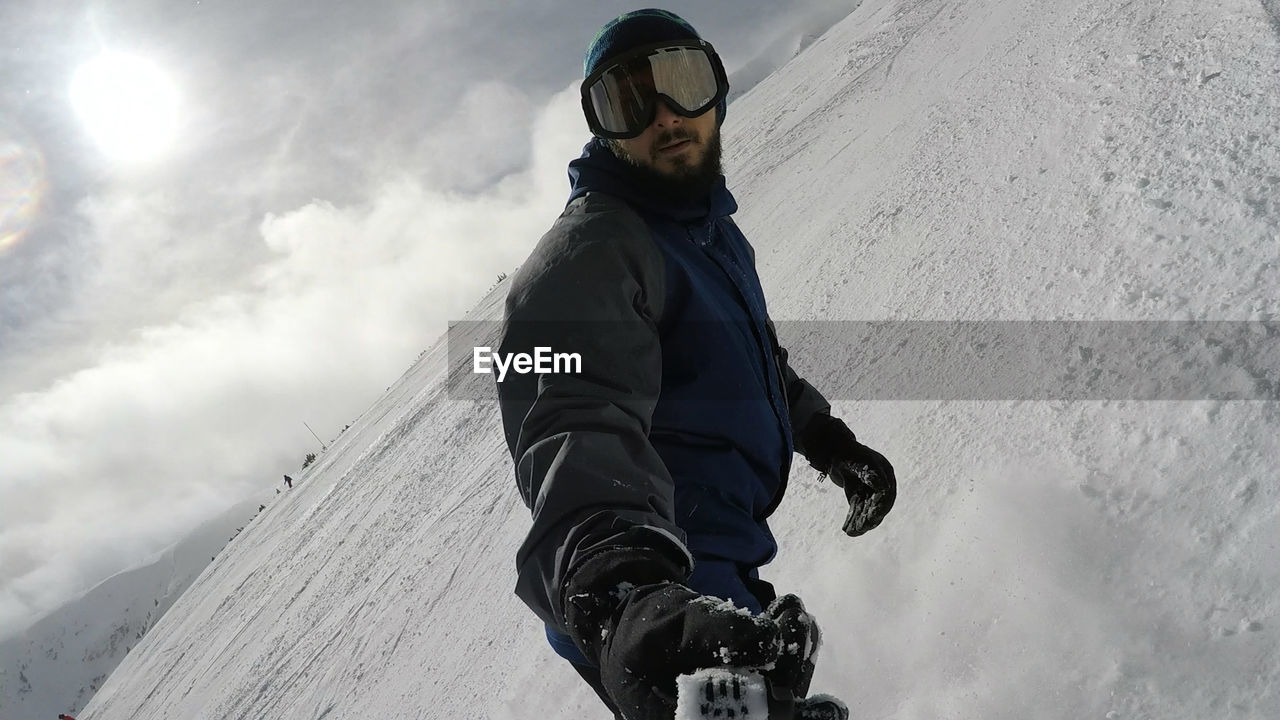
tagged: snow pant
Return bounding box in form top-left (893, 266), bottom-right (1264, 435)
top-left (566, 575), bottom-right (777, 719)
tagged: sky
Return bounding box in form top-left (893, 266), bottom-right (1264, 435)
top-left (0, 0), bottom-right (862, 637)
top-left (61, 0), bottom-right (1280, 712)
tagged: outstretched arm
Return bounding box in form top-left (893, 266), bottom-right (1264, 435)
top-left (497, 195), bottom-right (692, 630)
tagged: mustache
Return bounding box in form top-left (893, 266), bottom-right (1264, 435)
top-left (653, 129), bottom-right (697, 150)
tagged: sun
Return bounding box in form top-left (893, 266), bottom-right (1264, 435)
top-left (70, 52), bottom-right (179, 164)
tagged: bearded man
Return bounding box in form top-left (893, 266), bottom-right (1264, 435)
top-left (495, 9), bottom-right (897, 719)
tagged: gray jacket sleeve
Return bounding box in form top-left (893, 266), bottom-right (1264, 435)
top-left (729, 216), bottom-right (834, 451)
top-left (772, 324), bottom-right (833, 457)
top-left (497, 193), bottom-right (693, 630)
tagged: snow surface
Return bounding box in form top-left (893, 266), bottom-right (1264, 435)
top-left (77, 0), bottom-right (1278, 719)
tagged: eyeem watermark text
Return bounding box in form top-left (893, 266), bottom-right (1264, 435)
top-left (474, 346), bottom-right (582, 382)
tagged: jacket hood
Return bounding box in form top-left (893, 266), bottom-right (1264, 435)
top-left (567, 138), bottom-right (737, 223)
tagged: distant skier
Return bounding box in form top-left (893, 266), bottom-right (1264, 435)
top-left (283, 474), bottom-right (293, 489)
top-left (58, 714), bottom-right (77, 720)
top-left (495, 8), bottom-right (897, 720)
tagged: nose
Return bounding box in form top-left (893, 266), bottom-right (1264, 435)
top-left (652, 97), bottom-right (682, 128)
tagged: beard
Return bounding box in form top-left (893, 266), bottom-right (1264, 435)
top-left (609, 126), bottom-right (723, 204)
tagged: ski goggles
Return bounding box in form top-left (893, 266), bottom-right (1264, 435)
top-left (581, 40), bottom-right (729, 139)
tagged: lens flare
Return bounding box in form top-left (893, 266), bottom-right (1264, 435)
top-left (0, 134), bottom-right (46, 252)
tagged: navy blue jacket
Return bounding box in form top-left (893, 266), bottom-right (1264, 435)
top-left (496, 139), bottom-right (830, 664)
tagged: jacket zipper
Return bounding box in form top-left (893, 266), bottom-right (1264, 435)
top-left (689, 219), bottom-right (794, 517)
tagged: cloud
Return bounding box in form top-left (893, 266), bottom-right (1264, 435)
top-left (0, 84), bottom-right (587, 636)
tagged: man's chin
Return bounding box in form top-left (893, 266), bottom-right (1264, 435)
top-left (652, 152), bottom-right (702, 178)
top-left (609, 131), bottom-right (723, 201)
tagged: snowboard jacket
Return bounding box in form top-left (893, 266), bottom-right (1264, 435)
top-left (496, 138), bottom-right (831, 664)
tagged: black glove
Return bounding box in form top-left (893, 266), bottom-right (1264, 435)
top-left (764, 593), bottom-right (822, 700)
top-left (764, 594), bottom-right (852, 720)
top-left (562, 547), bottom-right (781, 720)
top-left (800, 413), bottom-right (897, 537)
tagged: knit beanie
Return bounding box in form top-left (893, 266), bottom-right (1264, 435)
top-left (583, 9), bottom-right (727, 127)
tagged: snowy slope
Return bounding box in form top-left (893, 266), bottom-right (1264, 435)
top-left (79, 1), bottom-right (1278, 719)
top-left (726, 2), bottom-right (859, 104)
top-left (0, 494), bottom-right (273, 720)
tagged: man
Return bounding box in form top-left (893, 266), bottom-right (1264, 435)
top-left (495, 9), bottom-right (897, 720)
